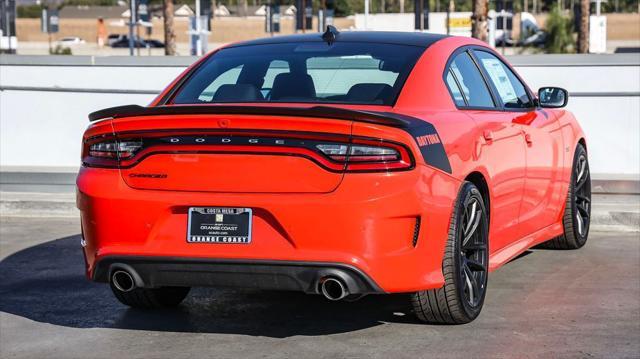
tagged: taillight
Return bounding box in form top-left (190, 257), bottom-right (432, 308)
top-left (83, 138), bottom-right (143, 167)
top-left (82, 132), bottom-right (413, 172)
top-left (316, 140), bottom-right (413, 172)
top-left (346, 145), bottom-right (400, 162)
top-left (89, 140), bottom-right (142, 159)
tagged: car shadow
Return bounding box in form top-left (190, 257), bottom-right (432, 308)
top-left (0, 235), bottom-right (418, 337)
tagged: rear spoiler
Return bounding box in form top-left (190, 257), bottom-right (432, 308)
top-left (88, 104), bottom-right (413, 129)
top-left (88, 104), bottom-right (453, 174)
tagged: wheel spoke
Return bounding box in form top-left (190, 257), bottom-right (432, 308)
top-left (463, 208), bottom-right (481, 246)
top-left (576, 157), bottom-right (586, 184)
top-left (575, 159), bottom-right (589, 190)
top-left (466, 258), bottom-right (486, 272)
top-left (577, 202), bottom-right (589, 216)
top-left (575, 213), bottom-right (584, 236)
top-left (463, 265), bottom-right (475, 305)
top-left (577, 194), bottom-right (591, 203)
top-left (576, 176), bottom-right (588, 190)
top-left (463, 201), bottom-right (477, 237)
top-left (463, 264), bottom-right (480, 305)
top-left (463, 242), bottom-right (486, 251)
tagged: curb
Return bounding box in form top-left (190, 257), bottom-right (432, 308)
top-left (1, 200), bottom-right (79, 218)
top-left (589, 211), bottom-right (640, 232)
top-left (1, 193), bottom-right (638, 232)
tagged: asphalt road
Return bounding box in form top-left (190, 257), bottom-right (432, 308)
top-left (1, 216), bottom-right (638, 359)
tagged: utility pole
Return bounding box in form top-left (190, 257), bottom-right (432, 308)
top-left (128, 0), bottom-right (135, 55)
top-left (577, 0), bottom-right (589, 53)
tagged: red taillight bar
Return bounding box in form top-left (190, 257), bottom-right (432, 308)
top-left (82, 131), bottom-right (415, 172)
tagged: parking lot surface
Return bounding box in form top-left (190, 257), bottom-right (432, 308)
top-left (1, 216), bottom-right (638, 358)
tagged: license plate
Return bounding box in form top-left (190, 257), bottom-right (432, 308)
top-left (187, 207), bottom-right (252, 244)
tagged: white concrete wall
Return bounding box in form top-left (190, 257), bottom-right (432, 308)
top-left (513, 62), bottom-right (640, 176)
top-left (1, 55), bottom-right (639, 177)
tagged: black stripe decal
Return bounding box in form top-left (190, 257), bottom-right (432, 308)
top-left (407, 122), bottom-right (452, 174)
top-left (377, 112), bottom-right (452, 174)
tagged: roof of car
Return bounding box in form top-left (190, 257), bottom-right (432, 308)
top-left (226, 31), bottom-right (449, 48)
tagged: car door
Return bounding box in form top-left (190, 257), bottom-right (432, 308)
top-left (472, 49), bottom-right (564, 237)
top-left (444, 50), bottom-right (527, 252)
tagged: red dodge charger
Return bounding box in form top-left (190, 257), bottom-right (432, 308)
top-left (77, 28), bottom-right (590, 324)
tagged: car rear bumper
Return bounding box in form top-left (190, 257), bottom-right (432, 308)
top-left (77, 165), bottom-right (460, 293)
top-left (93, 256), bottom-right (383, 294)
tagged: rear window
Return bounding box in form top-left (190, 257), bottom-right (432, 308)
top-left (171, 42), bottom-right (425, 106)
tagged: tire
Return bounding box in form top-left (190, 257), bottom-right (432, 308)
top-left (410, 181), bottom-right (489, 324)
top-left (540, 143), bottom-right (591, 250)
top-left (110, 282), bottom-right (191, 309)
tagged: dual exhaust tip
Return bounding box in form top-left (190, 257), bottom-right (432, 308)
top-left (319, 277), bottom-right (349, 301)
top-left (111, 270), bottom-right (136, 292)
top-left (111, 269), bottom-right (353, 301)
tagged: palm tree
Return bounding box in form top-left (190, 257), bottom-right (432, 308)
top-left (577, 0), bottom-right (589, 53)
top-left (163, 0), bottom-right (176, 55)
top-left (471, 0), bottom-right (488, 41)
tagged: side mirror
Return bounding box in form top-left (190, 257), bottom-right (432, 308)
top-left (538, 87), bottom-right (568, 108)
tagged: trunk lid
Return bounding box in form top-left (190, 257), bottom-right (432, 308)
top-left (112, 112), bottom-right (353, 193)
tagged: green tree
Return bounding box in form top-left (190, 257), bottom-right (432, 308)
top-left (544, 7), bottom-right (575, 53)
top-left (17, 5), bottom-right (43, 18)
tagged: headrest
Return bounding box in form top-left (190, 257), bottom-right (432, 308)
top-left (212, 84), bottom-right (263, 102)
top-left (270, 73), bottom-right (316, 101)
top-left (346, 83), bottom-right (393, 103)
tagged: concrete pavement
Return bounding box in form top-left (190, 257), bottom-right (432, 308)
top-left (0, 216), bottom-right (638, 358)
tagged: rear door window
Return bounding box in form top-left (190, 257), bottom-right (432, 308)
top-left (446, 52), bottom-right (495, 108)
top-left (445, 70), bottom-right (466, 106)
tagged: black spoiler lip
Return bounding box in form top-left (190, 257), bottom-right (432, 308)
top-left (88, 104), bottom-right (412, 128)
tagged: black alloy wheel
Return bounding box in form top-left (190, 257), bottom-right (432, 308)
top-left (411, 181), bottom-right (489, 324)
top-left (458, 194), bottom-right (489, 309)
top-left (541, 143), bottom-right (591, 249)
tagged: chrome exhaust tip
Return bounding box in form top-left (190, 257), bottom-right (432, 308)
top-left (320, 277), bottom-right (348, 301)
top-left (111, 270), bottom-right (136, 292)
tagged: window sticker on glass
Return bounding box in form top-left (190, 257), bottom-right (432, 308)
top-left (480, 58), bottom-right (517, 104)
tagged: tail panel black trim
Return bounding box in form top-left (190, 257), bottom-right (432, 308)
top-left (93, 256), bottom-right (384, 294)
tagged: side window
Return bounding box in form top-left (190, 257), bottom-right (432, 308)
top-left (447, 52), bottom-right (495, 108)
top-left (445, 70), bottom-right (466, 106)
top-left (474, 51), bottom-right (534, 109)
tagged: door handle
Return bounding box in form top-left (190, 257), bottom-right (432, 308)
top-left (483, 130), bottom-right (493, 142)
top-left (524, 133), bottom-right (533, 146)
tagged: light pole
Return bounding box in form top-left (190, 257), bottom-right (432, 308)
top-left (364, 0), bottom-right (369, 30)
top-left (195, 0), bottom-right (202, 56)
top-left (128, 0), bottom-right (135, 56)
